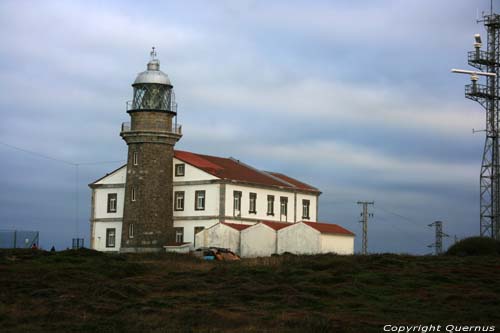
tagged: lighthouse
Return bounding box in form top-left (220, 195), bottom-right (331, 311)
top-left (120, 48), bottom-right (182, 252)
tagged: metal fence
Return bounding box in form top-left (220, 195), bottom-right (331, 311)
top-left (0, 230), bottom-right (39, 248)
top-left (72, 238), bottom-right (84, 249)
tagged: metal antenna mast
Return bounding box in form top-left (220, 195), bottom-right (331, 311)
top-left (452, 10), bottom-right (500, 241)
top-left (357, 201), bottom-right (374, 255)
top-left (428, 221), bottom-right (449, 255)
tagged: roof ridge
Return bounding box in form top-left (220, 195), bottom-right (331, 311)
top-left (262, 170), bottom-right (297, 188)
top-left (228, 157), bottom-right (293, 189)
top-left (302, 221), bottom-right (355, 236)
top-left (268, 171), bottom-right (320, 192)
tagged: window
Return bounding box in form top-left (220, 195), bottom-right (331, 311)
top-left (175, 227), bottom-right (184, 243)
top-left (129, 224), bottom-right (134, 239)
top-left (302, 199), bottom-right (310, 219)
top-left (280, 197), bottom-right (288, 219)
top-left (175, 163), bottom-right (185, 176)
top-left (174, 191), bottom-right (185, 211)
top-left (133, 151), bottom-right (138, 166)
top-left (106, 228), bottom-right (116, 248)
top-left (107, 193), bottom-right (117, 213)
top-left (267, 195), bottom-right (275, 216)
top-left (131, 187), bottom-right (136, 202)
top-left (194, 226), bottom-right (205, 235)
top-left (233, 191), bottom-right (242, 216)
top-left (195, 190), bottom-right (205, 210)
top-left (249, 192), bottom-right (257, 214)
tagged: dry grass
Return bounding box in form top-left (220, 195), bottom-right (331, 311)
top-left (0, 249), bottom-right (499, 332)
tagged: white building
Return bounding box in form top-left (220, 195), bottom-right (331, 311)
top-left (201, 220), bottom-right (354, 257)
top-left (195, 222), bottom-right (251, 254)
top-left (240, 221), bottom-right (290, 257)
top-left (277, 222), bottom-right (355, 255)
top-left (89, 150), bottom-right (322, 252)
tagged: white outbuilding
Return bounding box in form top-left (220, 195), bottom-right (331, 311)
top-left (240, 221), bottom-right (290, 258)
top-left (194, 222), bottom-right (251, 254)
top-left (277, 221), bottom-right (355, 255)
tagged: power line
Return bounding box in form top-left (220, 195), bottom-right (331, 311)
top-left (0, 141), bottom-right (75, 165)
top-left (374, 210), bottom-right (419, 239)
top-left (376, 206), bottom-right (421, 226)
top-left (0, 141), bottom-right (125, 166)
top-left (76, 160), bottom-right (125, 165)
top-left (0, 140), bottom-right (125, 240)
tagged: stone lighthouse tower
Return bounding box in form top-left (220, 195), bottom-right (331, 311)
top-left (120, 48), bottom-right (182, 252)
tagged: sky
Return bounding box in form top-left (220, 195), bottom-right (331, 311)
top-left (0, 0), bottom-right (495, 253)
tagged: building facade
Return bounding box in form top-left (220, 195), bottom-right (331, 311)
top-left (89, 150), bottom-right (321, 252)
top-left (88, 51), bottom-right (357, 255)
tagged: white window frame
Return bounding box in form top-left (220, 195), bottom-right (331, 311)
top-left (106, 228), bottom-right (116, 248)
top-left (131, 187), bottom-right (136, 202)
top-left (267, 195), bottom-right (274, 216)
top-left (107, 193), bottom-right (117, 213)
top-left (129, 224), bottom-right (134, 239)
top-left (133, 151), bottom-right (138, 166)
top-left (280, 196), bottom-right (288, 221)
top-left (175, 227), bottom-right (184, 243)
top-left (249, 192), bottom-right (257, 214)
top-left (195, 190), bottom-right (205, 211)
top-left (175, 191), bottom-right (185, 211)
top-left (233, 191), bottom-right (242, 217)
top-left (175, 163), bottom-right (185, 177)
top-left (302, 199), bottom-right (310, 219)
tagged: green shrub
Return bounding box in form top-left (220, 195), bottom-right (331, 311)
top-left (446, 236), bottom-right (500, 256)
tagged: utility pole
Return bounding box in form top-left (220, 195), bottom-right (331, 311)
top-left (428, 221), bottom-right (449, 255)
top-left (357, 201), bottom-right (374, 255)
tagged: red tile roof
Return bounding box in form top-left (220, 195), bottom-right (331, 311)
top-left (267, 172), bottom-right (318, 192)
top-left (303, 222), bottom-right (355, 236)
top-left (260, 221), bottom-right (292, 230)
top-left (221, 222), bottom-right (253, 231)
top-left (174, 150), bottom-right (319, 193)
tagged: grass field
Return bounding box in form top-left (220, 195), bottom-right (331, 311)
top-left (0, 249), bottom-right (499, 332)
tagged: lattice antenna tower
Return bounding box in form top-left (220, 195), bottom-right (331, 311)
top-left (452, 8), bottom-right (500, 240)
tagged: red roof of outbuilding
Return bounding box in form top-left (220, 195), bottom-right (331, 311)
top-left (221, 222), bottom-right (253, 231)
top-left (303, 222), bottom-right (355, 236)
top-left (260, 221), bottom-right (292, 230)
top-left (174, 150), bottom-right (319, 193)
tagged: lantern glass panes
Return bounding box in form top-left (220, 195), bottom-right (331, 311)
top-left (132, 84), bottom-right (172, 111)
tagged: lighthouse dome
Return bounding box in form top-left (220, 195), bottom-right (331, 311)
top-left (133, 49), bottom-right (172, 86)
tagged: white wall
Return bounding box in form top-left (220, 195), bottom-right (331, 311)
top-left (94, 187), bottom-right (125, 219)
top-left (296, 193), bottom-right (317, 222)
top-left (320, 234), bottom-right (354, 255)
top-left (173, 184), bottom-right (219, 217)
top-left (173, 157), bottom-right (219, 181)
top-left (194, 223), bottom-right (242, 254)
top-left (277, 223), bottom-right (320, 254)
top-left (95, 166), bottom-right (126, 185)
top-left (173, 219), bottom-right (219, 247)
top-left (225, 184), bottom-right (317, 223)
top-left (93, 222), bottom-right (122, 252)
top-left (240, 223), bottom-right (277, 258)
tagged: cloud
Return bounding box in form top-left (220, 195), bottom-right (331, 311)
top-left (187, 77), bottom-right (482, 138)
top-left (0, 0), bottom-right (489, 253)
